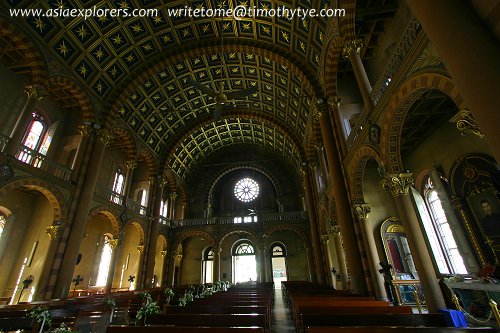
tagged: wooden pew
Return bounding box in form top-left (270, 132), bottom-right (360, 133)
top-left (301, 313), bottom-right (448, 333)
top-left (305, 327), bottom-right (500, 333)
top-left (147, 313), bottom-right (267, 328)
top-left (107, 326), bottom-right (265, 333)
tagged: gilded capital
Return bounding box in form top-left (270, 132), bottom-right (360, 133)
top-left (327, 96), bottom-right (342, 109)
top-left (329, 225), bottom-right (341, 237)
top-left (342, 40), bottom-right (364, 59)
top-left (381, 173), bottom-right (414, 197)
top-left (46, 225), bottom-right (63, 240)
top-left (96, 129), bottom-right (113, 146)
top-left (78, 123), bottom-right (93, 137)
top-left (313, 106), bottom-right (326, 122)
top-left (160, 249), bottom-right (167, 257)
top-left (125, 160), bottom-right (138, 170)
top-left (169, 192), bottom-right (177, 200)
top-left (137, 244), bottom-right (145, 253)
top-left (25, 84), bottom-right (47, 101)
top-left (108, 237), bottom-right (119, 249)
top-left (450, 109), bottom-right (485, 140)
top-left (320, 234), bottom-right (331, 244)
top-left (353, 204), bottom-right (371, 221)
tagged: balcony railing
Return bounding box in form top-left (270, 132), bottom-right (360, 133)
top-left (127, 199), bottom-right (148, 216)
top-left (15, 145), bottom-right (71, 181)
top-left (94, 185), bottom-right (124, 206)
top-left (0, 134), bottom-right (8, 153)
top-left (171, 211), bottom-right (306, 228)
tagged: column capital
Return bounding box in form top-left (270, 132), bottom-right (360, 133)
top-left (160, 249), bottom-right (167, 257)
top-left (137, 244), bottom-right (145, 253)
top-left (313, 106), bottom-right (327, 121)
top-left (450, 109), bottom-right (485, 140)
top-left (353, 203), bottom-right (371, 221)
top-left (108, 237), bottom-right (119, 249)
top-left (327, 96), bottom-right (342, 109)
top-left (125, 160), bottom-right (138, 170)
top-left (169, 192), bottom-right (178, 200)
top-left (25, 84), bottom-right (47, 100)
top-left (78, 123), bottom-right (93, 137)
top-left (342, 39), bottom-right (364, 59)
top-left (320, 234), bottom-right (331, 244)
top-left (381, 172), bottom-right (414, 197)
top-left (96, 128), bottom-right (113, 146)
top-left (329, 225), bottom-right (341, 237)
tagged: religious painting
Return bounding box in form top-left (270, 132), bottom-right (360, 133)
top-left (467, 187), bottom-right (500, 264)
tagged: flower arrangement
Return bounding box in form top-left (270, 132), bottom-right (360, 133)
top-left (50, 323), bottom-right (77, 333)
top-left (163, 288), bottom-right (175, 298)
top-left (135, 292), bottom-right (160, 325)
top-left (102, 297), bottom-right (116, 323)
top-left (29, 306), bottom-right (52, 333)
top-left (178, 291), bottom-right (194, 307)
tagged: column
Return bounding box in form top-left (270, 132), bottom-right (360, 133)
top-left (342, 41), bottom-right (373, 113)
top-left (135, 244), bottom-right (145, 288)
top-left (405, 0), bottom-right (500, 161)
top-left (257, 243), bottom-right (267, 282)
top-left (315, 144), bottom-right (329, 186)
top-left (304, 245), bottom-right (313, 282)
top-left (315, 101), bottom-right (367, 294)
top-left (53, 128), bottom-right (113, 298)
top-left (330, 225), bottom-right (349, 290)
top-left (169, 192), bottom-right (177, 220)
top-left (302, 165), bottom-right (327, 284)
top-left (104, 236), bottom-right (121, 293)
top-left (144, 177), bottom-right (166, 288)
top-left (212, 246), bottom-right (221, 282)
top-left (70, 123), bottom-right (93, 183)
top-left (353, 204), bottom-right (388, 300)
top-left (320, 235), bottom-right (335, 287)
top-left (382, 172), bottom-right (446, 312)
top-left (6, 84), bottom-right (47, 156)
top-left (123, 160), bottom-right (137, 204)
top-left (166, 252), bottom-right (177, 286)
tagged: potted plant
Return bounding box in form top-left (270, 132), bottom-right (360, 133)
top-left (50, 323), bottom-right (77, 333)
top-left (135, 292), bottom-right (160, 325)
top-left (163, 288), bottom-right (174, 305)
top-left (102, 297), bottom-right (116, 323)
top-left (29, 306), bottom-right (52, 333)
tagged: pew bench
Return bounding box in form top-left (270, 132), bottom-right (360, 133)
top-left (147, 313), bottom-right (267, 329)
top-left (107, 327), bottom-right (266, 333)
top-left (305, 327), bottom-right (500, 333)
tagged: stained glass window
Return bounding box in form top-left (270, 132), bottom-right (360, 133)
top-left (234, 178), bottom-right (259, 202)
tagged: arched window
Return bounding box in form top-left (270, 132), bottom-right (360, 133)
top-left (0, 215), bottom-right (6, 240)
top-left (95, 235), bottom-right (113, 286)
top-left (18, 113), bottom-right (52, 164)
top-left (111, 169), bottom-right (125, 204)
top-left (160, 200), bottom-right (168, 218)
top-left (232, 240), bottom-right (257, 283)
top-left (418, 176), bottom-right (468, 274)
top-left (138, 189), bottom-right (148, 215)
top-left (270, 243), bottom-right (287, 287)
top-left (202, 246), bottom-right (214, 283)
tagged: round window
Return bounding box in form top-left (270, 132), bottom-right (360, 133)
top-left (234, 178), bottom-right (259, 202)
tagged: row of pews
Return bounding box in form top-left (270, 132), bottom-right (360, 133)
top-left (282, 281), bottom-right (499, 333)
top-left (0, 283), bottom-right (274, 332)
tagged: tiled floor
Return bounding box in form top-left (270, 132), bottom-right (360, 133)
top-left (271, 289), bottom-right (295, 333)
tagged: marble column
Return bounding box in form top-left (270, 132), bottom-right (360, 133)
top-left (212, 246), bottom-right (221, 282)
top-left (123, 160), bottom-right (138, 205)
top-left (6, 84), bottom-right (47, 156)
top-left (144, 177), bottom-right (166, 288)
top-left (104, 236), bottom-right (121, 293)
top-left (320, 234), bottom-right (335, 287)
top-left (382, 172), bottom-right (446, 312)
top-left (353, 204), bottom-right (388, 300)
top-left (70, 123), bottom-right (93, 183)
top-left (342, 41), bottom-right (373, 113)
top-left (53, 128), bottom-right (113, 298)
top-left (405, 0), bottom-right (500, 162)
top-left (169, 192), bottom-right (177, 220)
top-left (330, 225), bottom-right (349, 290)
top-left (304, 245), bottom-right (313, 282)
top-left (302, 165), bottom-right (327, 284)
top-left (315, 101), bottom-right (367, 294)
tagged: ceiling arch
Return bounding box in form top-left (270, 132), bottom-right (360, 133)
top-left (167, 117), bottom-right (302, 180)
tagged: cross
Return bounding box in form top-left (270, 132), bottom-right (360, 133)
top-left (72, 275), bottom-right (83, 287)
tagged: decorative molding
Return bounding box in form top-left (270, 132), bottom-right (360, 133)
top-left (450, 109), bottom-right (485, 140)
top-left (78, 123), bottom-right (93, 137)
top-left (108, 237), bottom-right (119, 249)
top-left (125, 160), bottom-right (138, 170)
top-left (381, 173), bottom-right (414, 197)
top-left (353, 204), bottom-right (371, 221)
top-left (327, 96), bottom-right (342, 109)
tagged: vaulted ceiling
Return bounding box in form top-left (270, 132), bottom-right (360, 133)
top-left (2, 0), bottom-right (402, 180)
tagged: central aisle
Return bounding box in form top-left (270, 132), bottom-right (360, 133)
top-left (272, 288), bottom-right (295, 333)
